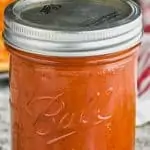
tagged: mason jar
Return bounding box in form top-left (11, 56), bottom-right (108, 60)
top-left (3, 0), bottom-right (142, 150)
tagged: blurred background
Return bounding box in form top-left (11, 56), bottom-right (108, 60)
top-left (0, 0), bottom-right (149, 150)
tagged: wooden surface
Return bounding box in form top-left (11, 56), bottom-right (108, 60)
top-left (0, 80), bottom-right (149, 150)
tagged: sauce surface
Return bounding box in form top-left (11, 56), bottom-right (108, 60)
top-left (9, 46), bottom-right (138, 150)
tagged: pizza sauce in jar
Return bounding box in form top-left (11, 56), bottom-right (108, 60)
top-left (3, 0), bottom-right (142, 150)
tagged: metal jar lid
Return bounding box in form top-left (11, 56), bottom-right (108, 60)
top-left (3, 0), bottom-right (142, 57)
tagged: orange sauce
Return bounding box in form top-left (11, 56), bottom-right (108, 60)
top-left (0, 0), bottom-right (13, 72)
top-left (8, 45), bottom-right (139, 150)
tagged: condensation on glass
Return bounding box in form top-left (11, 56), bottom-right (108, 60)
top-left (3, 0), bottom-right (142, 150)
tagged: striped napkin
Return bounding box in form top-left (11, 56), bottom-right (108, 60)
top-left (136, 34), bottom-right (150, 126)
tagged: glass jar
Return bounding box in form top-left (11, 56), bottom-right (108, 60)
top-left (0, 0), bottom-right (13, 72)
top-left (3, 0), bottom-right (142, 150)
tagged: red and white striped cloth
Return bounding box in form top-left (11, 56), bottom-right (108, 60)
top-left (138, 35), bottom-right (150, 97)
top-left (136, 0), bottom-right (150, 126)
top-left (136, 34), bottom-right (150, 126)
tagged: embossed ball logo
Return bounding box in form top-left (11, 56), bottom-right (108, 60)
top-left (25, 90), bottom-right (112, 145)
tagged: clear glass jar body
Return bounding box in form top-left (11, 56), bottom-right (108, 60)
top-left (8, 45), bottom-right (139, 150)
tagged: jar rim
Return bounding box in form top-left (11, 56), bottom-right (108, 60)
top-left (3, 0), bottom-right (143, 57)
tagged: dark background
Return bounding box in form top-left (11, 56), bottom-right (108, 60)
top-left (133, 0), bottom-right (140, 5)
